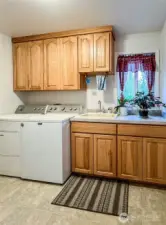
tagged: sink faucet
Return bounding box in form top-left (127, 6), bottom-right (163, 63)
top-left (98, 100), bottom-right (105, 113)
top-left (98, 100), bottom-right (102, 112)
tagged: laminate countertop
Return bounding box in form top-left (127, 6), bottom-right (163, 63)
top-left (70, 114), bottom-right (166, 125)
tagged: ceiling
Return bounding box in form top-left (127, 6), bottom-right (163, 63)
top-left (0, 0), bottom-right (166, 37)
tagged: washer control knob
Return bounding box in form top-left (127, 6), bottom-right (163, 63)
top-left (70, 108), bottom-right (72, 111)
top-left (74, 108), bottom-right (77, 111)
top-left (61, 107), bottom-right (65, 111)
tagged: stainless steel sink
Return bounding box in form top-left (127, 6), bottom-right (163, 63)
top-left (80, 113), bottom-right (118, 119)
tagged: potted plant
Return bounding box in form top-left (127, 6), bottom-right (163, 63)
top-left (162, 104), bottom-right (166, 118)
top-left (129, 92), bottom-right (163, 118)
top-left (115, 97), bottom-right (129, 116)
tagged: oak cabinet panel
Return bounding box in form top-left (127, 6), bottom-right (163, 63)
top-left (28, 41), bottom-right (44, 90)
top-left (72, 133), bottom-right (93, 174)
top-left (13, 43), bottom-right (28, 90)
top-left (60, 37), bottom-right (79, 90)
top-left (118, 124), bottom-right (166, 139)
top-left (71, 122), bottom-right (116, 135)
top-left (78, 34), bottom-right (94, 72)
top-left (118, 136), bottom-right (143, 181)
top-left (143, 138), bottom-right (166, 184)
top-left (94, 135), bottom-right (116, 177)
top-left (94, 32), bottom-right (110, 72)
top-left (44, 38), bottom-right (61, 90)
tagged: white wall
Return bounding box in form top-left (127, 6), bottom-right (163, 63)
top-left (116, 32), bottom-right (160, 53)
top-left (160, 21), bottom-right (166, 103)
top-left (0, 33), bottom-right (25, 113)
top-left (25, 91), bottom-right (86, 106)
top-left (25, 31), bottom-right (161, 109)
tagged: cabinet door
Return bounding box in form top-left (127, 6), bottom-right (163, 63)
top-left (44, 38), bottom-right (61, 90)
top-left (13, 43), bottom-right (28, 90)
top-left (60, 37), bottom-right (79, 90)
top-left (72, 133), bottom-right (93, 174)
top-left (78, 34), bottom-right (94, 72)
top-left (28, 41), bottom-right (44, 90)
top-left (143, 138), bottom-right (166, 184)
top-left (94, 32), bottom-right (110, 72)
top-left (118, 136), bottom-right (143, 181)
top-left (94, 135), bottom-right (116, 177)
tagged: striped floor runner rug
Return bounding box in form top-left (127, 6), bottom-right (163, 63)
top-left (52, 175), bottom-right (129, 216)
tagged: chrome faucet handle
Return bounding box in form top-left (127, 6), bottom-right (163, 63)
top-left (102, 107), bottom-right (105, 113)
top-left (108, 107), bottom-right (113, 113)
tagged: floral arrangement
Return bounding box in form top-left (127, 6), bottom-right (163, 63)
top-left (129, 92), bottom-right (164, 109)
top-left (114, 96), bottom-right (129, 113)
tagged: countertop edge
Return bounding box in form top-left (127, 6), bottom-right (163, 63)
top-left (70, 117), bottom-right (166, 126)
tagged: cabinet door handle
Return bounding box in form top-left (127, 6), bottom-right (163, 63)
top-left (21, 123), bottom-right (24, 127)
top-left (0, 134), bottom-right (4, 136)
top-left (38, 122), bottom-right (42, 125)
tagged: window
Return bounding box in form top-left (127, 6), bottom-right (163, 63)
top-left (118, 70), bottom-right (152, 100)
top-left (116, 53), bottom-right (156, 101)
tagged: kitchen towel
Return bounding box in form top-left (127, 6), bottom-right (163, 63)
top-left (96, 75), bottom-right (107, 90)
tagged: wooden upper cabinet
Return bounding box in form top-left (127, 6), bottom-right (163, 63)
top-left (44, 38), bottom-right (61, 90)
top-left (28, 41), bottom-right (44, 90)
top-left (118, 136), bottom-right (143, 181)
top-left (94, 135), bottom-right (116, 177)
top-left (13, 43), bottom-right (28, 90)
top-left (78, 34), bottom-right (94, 73)
top-left (13, 26), bottom-right (115, 91)
top-left (143, 138), bottom-right (166, 184)
top-left (72, 133), bottom-right (93, 174)
top-left (94, 32), bottom-right (110, 72)
top-left (60, 37), bottom-right (79, 90)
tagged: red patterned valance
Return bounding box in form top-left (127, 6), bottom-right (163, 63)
top-left (116, 53), bottom-right (156, 73)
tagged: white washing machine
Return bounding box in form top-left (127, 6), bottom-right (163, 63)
top-left (0, 104), bottom-right (82, 184)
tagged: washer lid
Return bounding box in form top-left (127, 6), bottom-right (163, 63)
top-left (0, 113), bottom-right (78, 122)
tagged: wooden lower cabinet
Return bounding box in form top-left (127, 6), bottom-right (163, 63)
top-left (71, 132), bottom-right (116, 177)
top-left (143, 138), bottom-right (166, 184)
top-left (118, 136), bottom-right (143, 181)
top-left (94, 135), bottom-right (116, 177)
top-left (71, 122), bottom-right (166, 185)
top-left (72, 133), bottom-right (93, 174)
